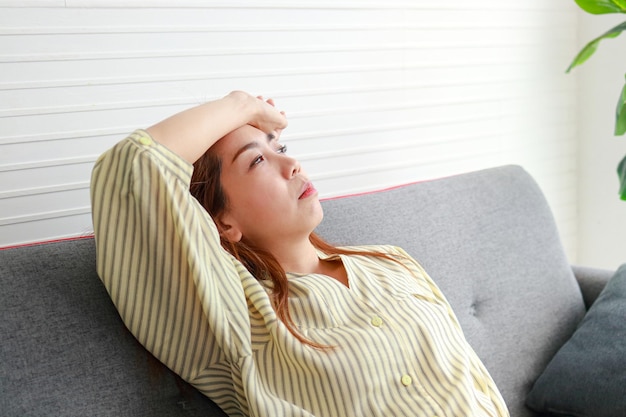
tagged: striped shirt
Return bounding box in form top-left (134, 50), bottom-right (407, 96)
top-left (91, 130), bottom-right (509, 417)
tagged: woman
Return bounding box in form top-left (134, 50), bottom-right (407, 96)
top-left (91, 91), bottom-right (509, 417)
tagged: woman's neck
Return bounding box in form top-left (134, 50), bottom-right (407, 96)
top-left (273, 238), bottom-right (349, 287)
top-left (272, 237), bottom-right (319, 274)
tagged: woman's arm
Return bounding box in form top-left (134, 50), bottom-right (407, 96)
top-left (90, 92), bottom-right (287, 396)
top-left (146, 91), bottom-right (287, 164)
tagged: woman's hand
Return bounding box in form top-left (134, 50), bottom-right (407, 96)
top-left (246, 94), bottom-right (288, 134)
top-left (146, 91), bottom-right (287, 165)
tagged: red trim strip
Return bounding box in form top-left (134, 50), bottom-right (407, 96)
top-left (0, 234), bottom-right (94, 251)
top-left (320, 180), bottom-right (424, 202)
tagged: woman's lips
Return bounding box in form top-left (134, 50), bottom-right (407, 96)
top-left (299, 182), bottom-right (317, 199)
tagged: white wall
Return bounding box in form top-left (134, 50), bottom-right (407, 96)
top-left (577, 11), bottom-right (626, 269)
top-left (1, 1), bottom-right (580, 261)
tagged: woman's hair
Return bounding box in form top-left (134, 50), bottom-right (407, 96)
top-left (190, 148), bottom-right (399, 349)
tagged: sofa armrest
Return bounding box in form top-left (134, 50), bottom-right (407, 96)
top-left (572, 265), bottom-right (614, 309)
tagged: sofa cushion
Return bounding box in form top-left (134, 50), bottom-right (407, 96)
top-left (0, 238), bottom-right (227, 417)
top-left (526, 263), bottom-right (626, 416)
top-left (316, 165), bottom-right (586, 417)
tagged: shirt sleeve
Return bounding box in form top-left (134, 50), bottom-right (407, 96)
top-left (90, 130), bottom-right (252, 383)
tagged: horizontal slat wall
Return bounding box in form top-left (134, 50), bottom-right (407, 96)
top-left (0, 0), bottom-right (579, 260)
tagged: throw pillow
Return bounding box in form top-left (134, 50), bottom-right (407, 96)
top-left (526, 263), bottom-right (626, 416)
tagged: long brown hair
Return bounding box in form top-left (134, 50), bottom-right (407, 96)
top-left (190, 148), bottom-right (400, 349)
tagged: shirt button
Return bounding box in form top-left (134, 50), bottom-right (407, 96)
top-left (371, 316), bottom-right (383, 327)
top-left (400, 374), bottom-right (412, 386)
top-left (139, 135), bottom-right (153, 146)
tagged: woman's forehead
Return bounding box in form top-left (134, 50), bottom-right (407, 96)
top-left (213, 125), bottom-right (266, 157)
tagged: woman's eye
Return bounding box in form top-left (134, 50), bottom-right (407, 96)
top-left (250, 155), bottom-right (265, 167)
top-left (277, 144), bottom-right (288, 154)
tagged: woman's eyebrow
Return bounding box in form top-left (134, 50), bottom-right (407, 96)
top-left (232, 142), bottom-right (259, 163)
top-left (231, 134), bottom-right (275, 163)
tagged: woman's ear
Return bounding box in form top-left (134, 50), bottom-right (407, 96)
top-left (216, 214), bottom-right (243, 242)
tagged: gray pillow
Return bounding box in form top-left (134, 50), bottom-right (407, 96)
top-left (526, 263), bottom-right (626, 416)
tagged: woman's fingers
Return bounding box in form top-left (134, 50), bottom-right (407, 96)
top-left (249, 97), bottom-right (287, 132)
top-left (256, 95), bottom-right (276, 108)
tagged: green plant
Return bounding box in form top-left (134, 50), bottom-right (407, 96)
top-left (568, 0), bottom-right (626, 200)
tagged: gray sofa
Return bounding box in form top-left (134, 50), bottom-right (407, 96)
top-left (1, 165), bottom-right (614, 417)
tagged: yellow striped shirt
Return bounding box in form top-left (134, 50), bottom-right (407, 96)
top-left (91, 130), bottom-right (509, 417)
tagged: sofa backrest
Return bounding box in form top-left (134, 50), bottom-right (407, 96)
top-left (315, 165), bottom-right (586, 417)
top-left (0, 237), bottom-right (227, 417)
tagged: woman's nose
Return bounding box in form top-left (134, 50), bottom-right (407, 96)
top-left (282, 155), bottom-right (301, 178)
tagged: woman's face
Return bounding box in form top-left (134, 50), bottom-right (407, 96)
top-left (211, 125), bottom-right (323, 248)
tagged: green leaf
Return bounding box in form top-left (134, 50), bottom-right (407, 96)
top-left (615, 75), bottom-right (626, 135)
top-left (567, 21), bottom-right (626, 72)
top-left (575, 0), bottom-right (626, 14)
top-left (618, 154), bottom-right (626, 200)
